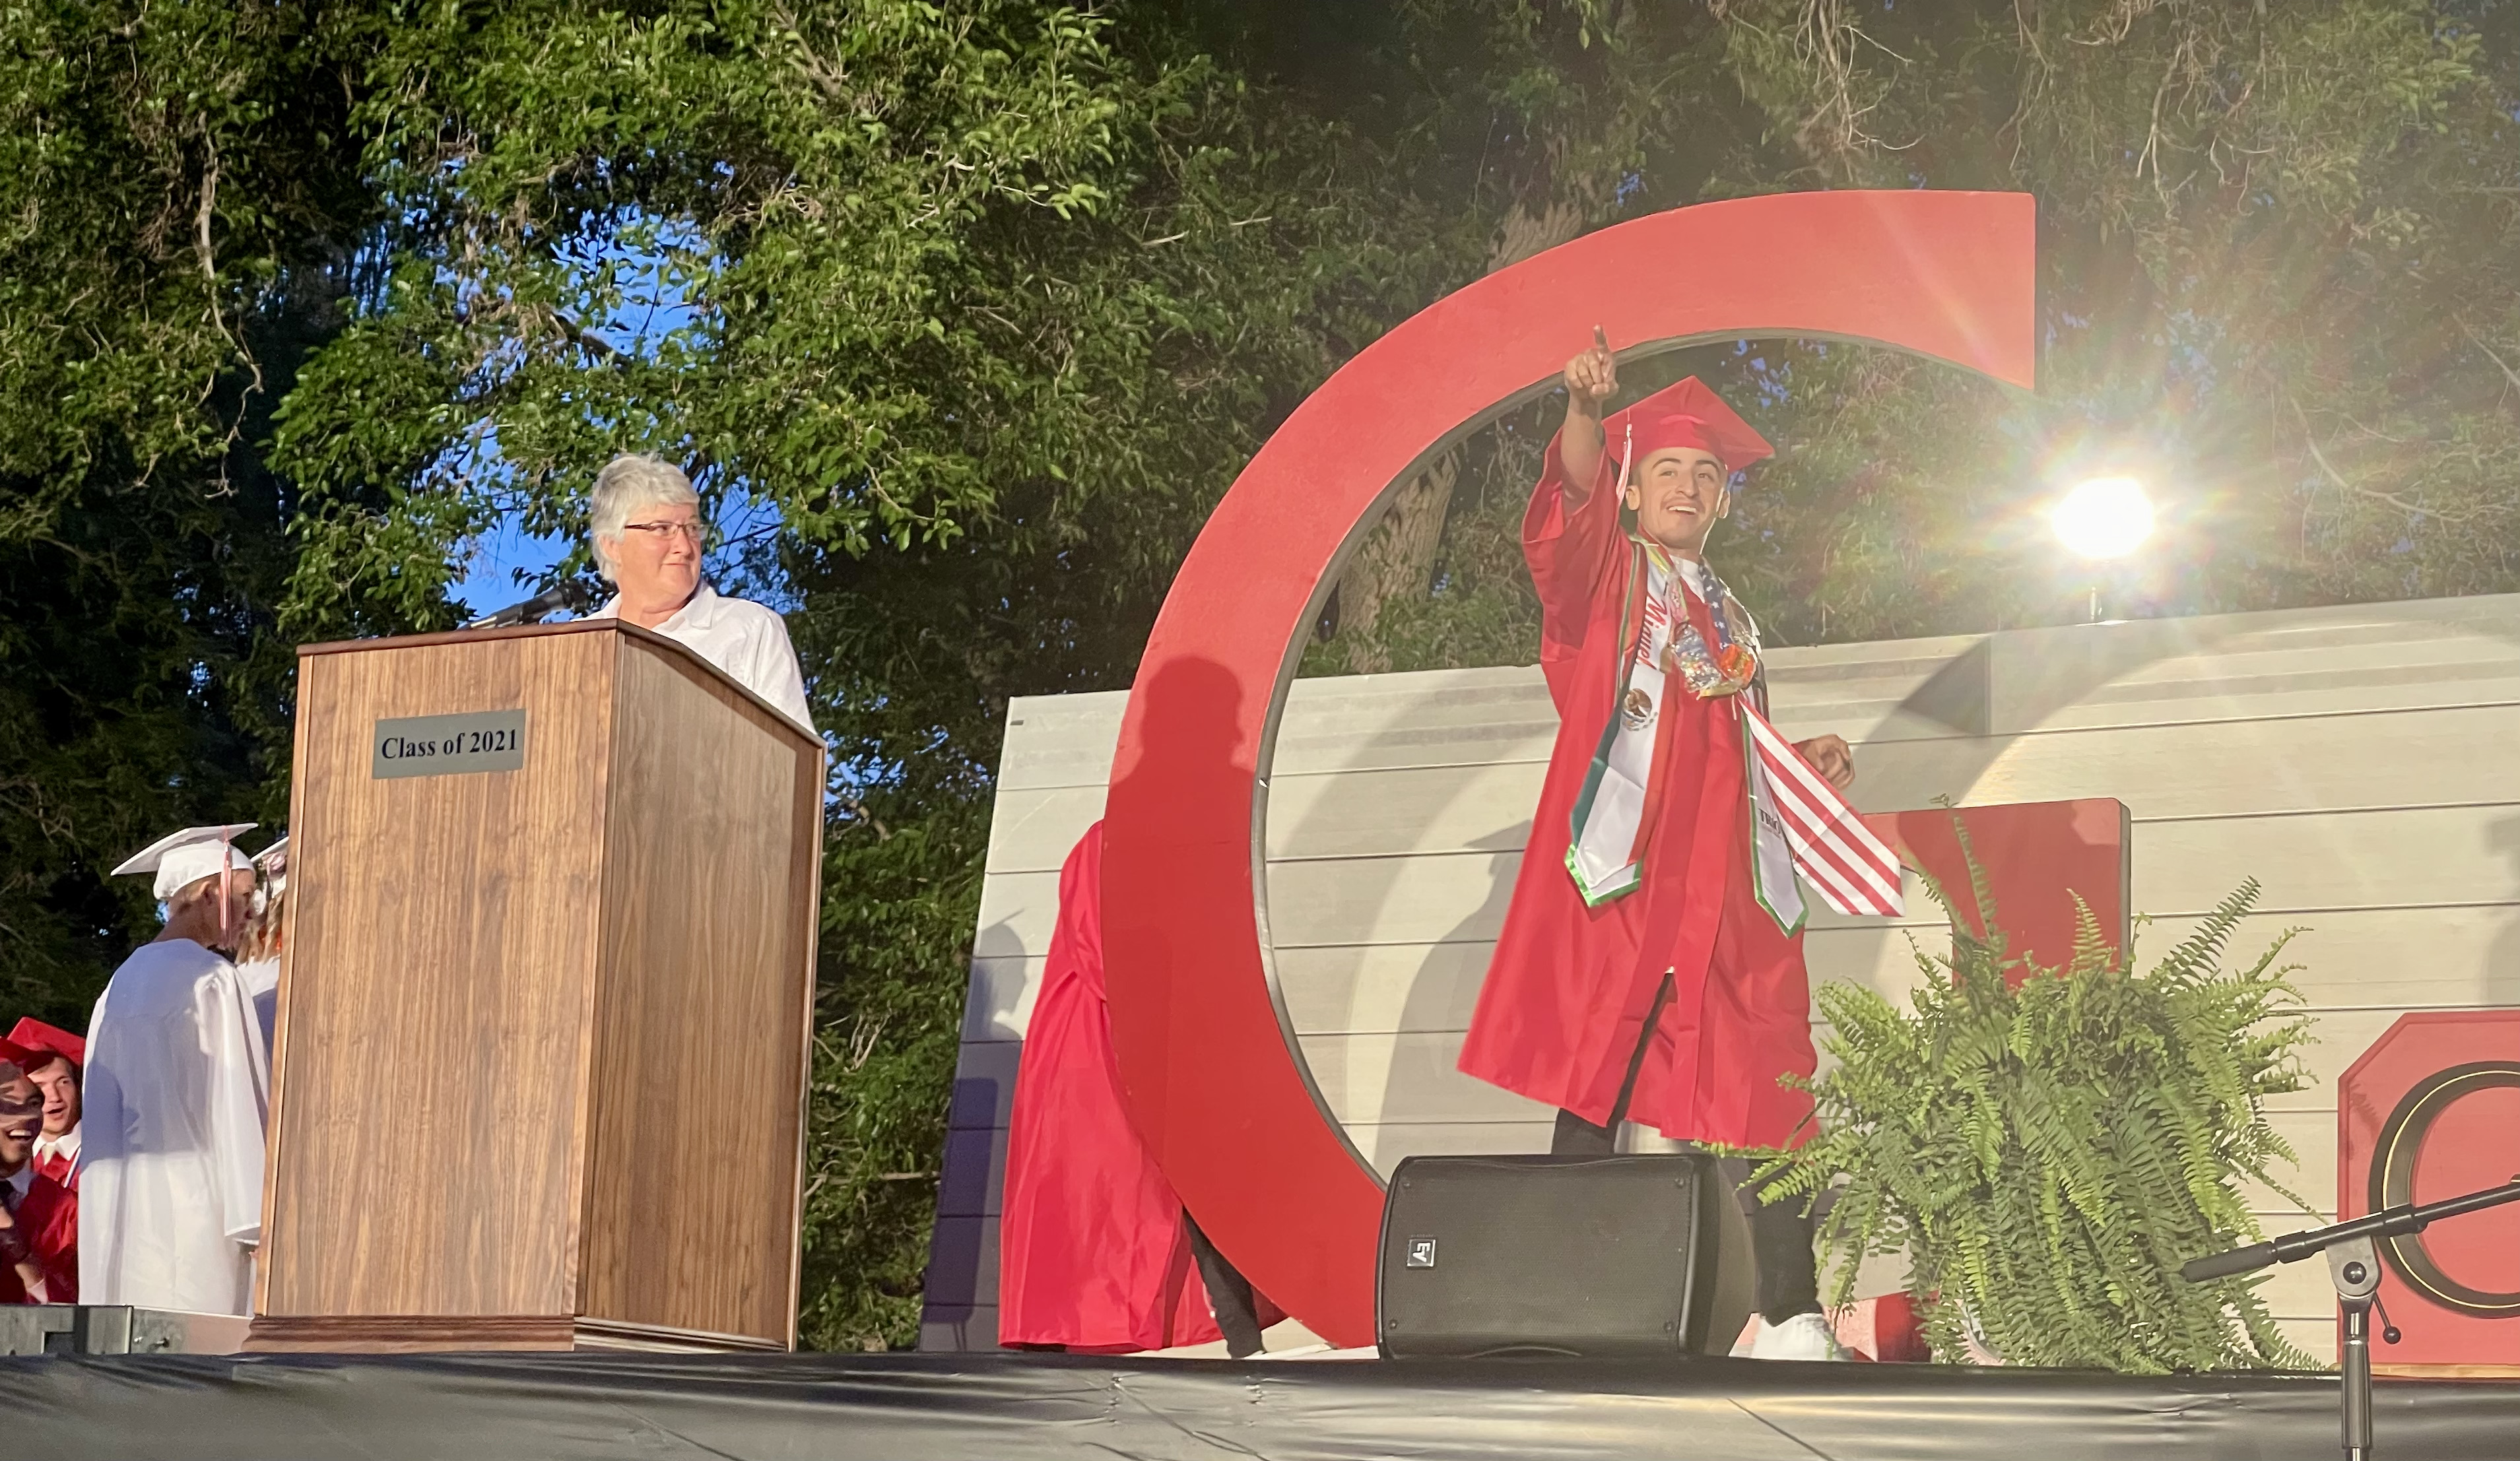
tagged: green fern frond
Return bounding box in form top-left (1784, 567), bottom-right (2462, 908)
top-left (1747, 824), bottom-right (2312, 1373)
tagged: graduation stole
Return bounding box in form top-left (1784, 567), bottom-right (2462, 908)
top-left (1562, 541), bottom-right (1904, 928)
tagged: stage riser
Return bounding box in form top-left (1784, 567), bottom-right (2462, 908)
top-left (13, 1354), bottom-right (2520, 1461)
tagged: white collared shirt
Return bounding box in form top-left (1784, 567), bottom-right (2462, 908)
top-left (593, 583), bottom-right (816, 734)
top-left (33, 1126), bottom-right (77, 1174)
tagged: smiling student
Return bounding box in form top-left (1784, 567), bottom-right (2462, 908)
top-left (1455, 330), bottom-right (1861, 1361)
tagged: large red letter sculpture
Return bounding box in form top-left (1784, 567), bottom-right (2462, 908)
top-left (1103, 190), bottom-right (2039, 1346)
top-left (2340, 1010), bottom-right (2520, 1372)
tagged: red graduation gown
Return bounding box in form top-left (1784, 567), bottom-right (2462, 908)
top-left (2, 1171), bottom-right (77, 1304)
top-left (1455, 436), bottom-right (1818, 1149)
top-left (997, 823), bottom-right (1230, 1351)
top-left (36, 1138), bottom-right (75, 1191)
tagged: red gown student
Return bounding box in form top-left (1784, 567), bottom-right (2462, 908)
top-left (11, 1019), bottom-right (84, 1190)
top-left (1455, 333), bottom-right (1865, 1361)
top-left (997, 823), bottom-right (1278, 1353)
top-left (1, 1037), bottom-right (76, 1304)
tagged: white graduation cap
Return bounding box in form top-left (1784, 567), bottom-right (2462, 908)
top-left (112, 824), bottom-right (258, 900)
top-left (253, 835), bottom-right (289, 872)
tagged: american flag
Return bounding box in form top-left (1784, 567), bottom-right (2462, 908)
top-left (1739, 705), bottom-right (1906, 917)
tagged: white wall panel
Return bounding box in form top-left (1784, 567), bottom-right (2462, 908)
top-left (948, 1039), bottom-right (1022, 1131)
top-left (984, 785), bottom-right (1109, 874)
top-left (931, 592), bottom-right (2520, 1362)
top-left (1269, 666), bottom-right (1559, 776)
top-left (1292, 1029), bottom-right (1554, 1126)
top-left (994, 691), bottom-right (1125, 792)
top-left (1283, 1015), bottom-right (2399, 1136)
top-left (1265, 760), bottom-right (1546, 862)
top-left (1849, 703), bottom-right (2520, 821)
top-left (970, 868), bottom-right (1064, 962)
top-left (1343, 1120), bottom-right (1557, 1177)
top-left (1277, 942), bottom-right (1499, 1037)
top-left (1268, 848), bottom-right (1524, 948)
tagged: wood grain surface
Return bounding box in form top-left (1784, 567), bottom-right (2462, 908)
top-left (578, 634), bottom-right (822, 1346)
top-left (255, 620), bottom-right (820, 1351)
top-left (244, 1315), bottom-right (581, 1352)
top-left (261, 628), bottom-right (616, 1321)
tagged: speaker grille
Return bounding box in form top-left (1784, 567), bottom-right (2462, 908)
top-left (1376, 1154), bottom-right (1713, 1359)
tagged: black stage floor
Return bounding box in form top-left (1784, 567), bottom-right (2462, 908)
top-left (6, 1350), bottom-right (2518, 1460)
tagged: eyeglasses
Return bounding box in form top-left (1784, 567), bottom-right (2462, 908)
top-left (620, 520), bottom-right (706, 544)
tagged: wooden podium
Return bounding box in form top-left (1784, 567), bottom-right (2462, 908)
top-left (246, 620), bottom-right (824, 1353)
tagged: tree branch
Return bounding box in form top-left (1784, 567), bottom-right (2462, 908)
top-left (548, 308), bottom-right (623, 364)
top-left (2458, 316), bottom-right (2520, 397)
top-left (2290, 396), bottom-right (2472, 523)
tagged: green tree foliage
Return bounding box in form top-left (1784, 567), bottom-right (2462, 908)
top-left (273, 0), bottom-right (1432, 640)
top-left (799, 794), bottom-right (989, 1350)
top-left (1707, 0), bottom-right (2520, 642)
top-left (0, 0), bottom-right (374, 1022)
top-left (1750, 860), bottom-right (2315, 1372)
top-left (4, 0), bottom-right (2513, 1355)
top-left (2, 0), bottom-right (1434, 1349)
top-left (254, 0), bottom-right (1439, 1349)
top-left (1313, 0), bottom-right (2520, 668)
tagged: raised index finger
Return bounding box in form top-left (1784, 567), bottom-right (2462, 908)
top-left (1593, 325), bottom-right (1610, 354)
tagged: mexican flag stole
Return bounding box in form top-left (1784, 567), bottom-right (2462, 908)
top-left (1564, 539), bottom-right (1807, 932)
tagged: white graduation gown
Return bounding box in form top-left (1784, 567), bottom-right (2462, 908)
top-left (235, 954), bottom-right (281, 1057)
top-left (79, 938), bottom-right (271, 1315)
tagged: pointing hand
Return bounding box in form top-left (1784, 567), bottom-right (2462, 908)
top-left (1564, 325), bottom-right (1618, 412)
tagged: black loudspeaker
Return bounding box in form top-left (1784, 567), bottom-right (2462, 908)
top-left (1375, 1153), bottom-right (1754, 1359)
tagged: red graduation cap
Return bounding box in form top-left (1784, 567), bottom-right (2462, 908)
top-left (7, 1018), bottom-right (81, 1070)
top-left (1603, 376), bottom-right (1774, 476)
top-left (0, 1037), bottom-right (41, 1076)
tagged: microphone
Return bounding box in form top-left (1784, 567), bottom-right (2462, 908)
top-left (465, 581), bottom-right (593, 630)
top-left (2179, 1241), bottom-right (2277, 1283)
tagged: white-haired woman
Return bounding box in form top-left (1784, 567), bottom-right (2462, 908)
top-left (587, 455), bottom-right (814, 731)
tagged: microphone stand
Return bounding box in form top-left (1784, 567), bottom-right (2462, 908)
top-left (465, 581), bottom-right (592, 630)
top-left (2181, 1177), bottom-right (2520, 1461)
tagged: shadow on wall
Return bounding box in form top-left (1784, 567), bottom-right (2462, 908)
top-left (1365, 824), bottom-right (1532, 1159)
top-left (1261, 669), bottom-right (1545, 1175)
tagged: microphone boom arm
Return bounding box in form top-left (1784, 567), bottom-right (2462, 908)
top-left (464, 581), bottom-right (593, 630)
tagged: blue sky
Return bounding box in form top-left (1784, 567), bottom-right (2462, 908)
top-left (442, 216), bottom-right (722, 619)
top-left (451, 519), bottom-right (570, 617)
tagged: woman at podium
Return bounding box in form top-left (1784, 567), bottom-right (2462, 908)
top-left (584, 454), bottom-right (816, 732)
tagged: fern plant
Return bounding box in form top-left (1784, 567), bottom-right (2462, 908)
top-left (1751, 847), bottom-right (2317, 1373)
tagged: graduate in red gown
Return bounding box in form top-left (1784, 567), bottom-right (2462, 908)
top-left (1455, 331), bottom-right (1861, 1359)
top-left (0, 1038), bottom-right (76, 1304)
top-left (997, 823), bottom-right (1280, 1353)
top-left (10, 1019), bottom-right (83, 1190)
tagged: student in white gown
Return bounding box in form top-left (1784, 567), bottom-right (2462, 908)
top-left (232, 835), bottom-right (288, 1057)
top-left (582, 455), bottom-right (816, 733)
top-left (79, 824), bottom-right (272, 1315)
